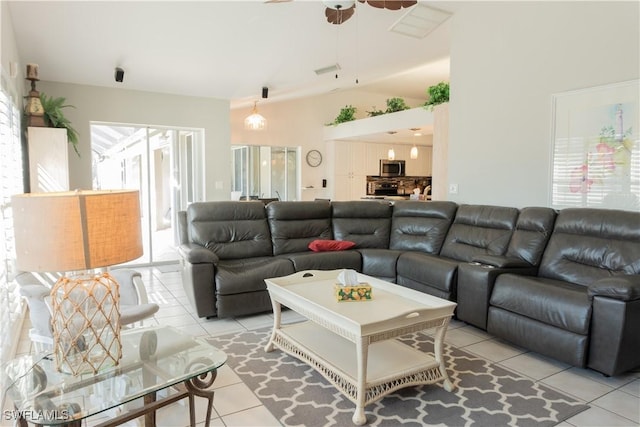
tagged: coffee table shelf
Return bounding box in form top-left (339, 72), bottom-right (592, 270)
top-left (264, 270), bottom-right (456, 425)
top-left (275, 320), bottom-right (443, 385)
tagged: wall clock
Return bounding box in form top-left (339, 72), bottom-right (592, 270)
top-left (306, 149), bottom-right (323, 167)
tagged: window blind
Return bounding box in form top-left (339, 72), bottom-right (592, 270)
top-left (552, 136), bottom-right (640, 210)
top-left (0, 74), bottom-right (25, 364)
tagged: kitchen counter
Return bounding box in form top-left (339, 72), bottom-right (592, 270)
top-left (361, 195), bottom-right (431, 201)
top-left (361, 195), bottom-right (407, 200)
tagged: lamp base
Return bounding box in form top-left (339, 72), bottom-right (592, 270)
top-left (51, 272), bottom-right (122, 375)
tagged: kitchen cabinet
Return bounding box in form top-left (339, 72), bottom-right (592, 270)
top-left (365, 144), bottom-right (387, 176)
top-left (327, 140), bottom-right (433, 200)
top-left (406, 145), bottom-right (432, 176)
top-left (327, 141), bottom-right (367, 201)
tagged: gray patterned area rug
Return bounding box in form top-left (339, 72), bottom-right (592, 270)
top-left (208, 327), bottom-right (588, 426)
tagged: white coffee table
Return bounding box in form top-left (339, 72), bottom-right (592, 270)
top-left (264, 269), bottom-right (456, 425)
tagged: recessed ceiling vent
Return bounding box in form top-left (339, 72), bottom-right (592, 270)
top-left (315, 63), bottom-right (341, 76)
top-left (389, 3), bottom-right (451, 39)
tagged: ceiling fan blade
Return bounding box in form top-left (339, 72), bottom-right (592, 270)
top-left (363, 0), bottom-right (417, 10)
top-left (325, 5), bottom-right (355, 25)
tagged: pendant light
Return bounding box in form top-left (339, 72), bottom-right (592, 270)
top-left (244, 87), bottom-right (269, 131)
top-left (388, 148), bottom-right (395, 160)
top-left (410, 128), bottom-right (421, 159)
top-left (244, 102), bottom-right (266, 130)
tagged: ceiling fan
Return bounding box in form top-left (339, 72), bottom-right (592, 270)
top-left (266, 0), bottom-right (418, 25)
top-left (325, 1), bottom-right (417, 25)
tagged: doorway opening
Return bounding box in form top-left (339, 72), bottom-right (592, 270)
top-left (91, 123), bottom-right (204, 265)
top-left (231, 145), bottom-right (300, 201)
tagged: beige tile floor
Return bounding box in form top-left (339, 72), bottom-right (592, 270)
top-left (9, 266), bottom-right (640, 427)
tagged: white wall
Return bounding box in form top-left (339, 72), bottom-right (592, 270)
top-left (448, 1), bottom-right (639, 208)
top-left (37, 81), bottom-right (230, 200)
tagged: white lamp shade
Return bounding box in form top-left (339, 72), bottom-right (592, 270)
top-left (12, 190), bottom-right (143, 272)
top-left (410, 146), bottom-right (418, 159)
top-left (388, 148), bottom-right (395, 160)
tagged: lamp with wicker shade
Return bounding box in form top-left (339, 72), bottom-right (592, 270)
top-left (12, 190), bottom-right (143, 375)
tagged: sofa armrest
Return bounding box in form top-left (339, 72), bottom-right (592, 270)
top-left (588, 287), bottom-right (640, 375)
top-left (457, 260), bottom-right (538, 330)
top-left (472, 254), bottom-right (533, 268)
top-left (178, 243), bottom-right (219, 264)
top-left (588, 276), bottom-right (640, 302)
top-left (178, 243), bottom-right (218, 318)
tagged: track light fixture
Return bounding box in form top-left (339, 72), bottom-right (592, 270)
top-left (115, 67), bottom-right (124, 83)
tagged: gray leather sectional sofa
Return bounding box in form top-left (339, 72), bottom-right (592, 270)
top-left (177, 200), bottom-right (640, 376)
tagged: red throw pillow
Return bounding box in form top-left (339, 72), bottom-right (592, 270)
top-left (308, 239), bottom-right (356, 252)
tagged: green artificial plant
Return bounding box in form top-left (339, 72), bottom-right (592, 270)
top-left (330, 105), bottom-right (357, 125)
top-left (39, 93), bottom-right (80, 156)
top-left (424, 82), bottom-right (450, 111)
top-left (367, 97), bottom-right (410, 117)
top-left (366, 107), bottom-right (385, 117)
top-left (384, 97), bottom-right (410, 113)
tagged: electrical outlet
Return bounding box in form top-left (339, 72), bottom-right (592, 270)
top-left (449, 183), bottom-right (458, 194)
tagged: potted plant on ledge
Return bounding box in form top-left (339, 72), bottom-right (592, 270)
top-left (367, 97), bottom-right (411, 117)
top-left (329, 105), bottom-right (357, 125)
top-left (424, 82), bottom-right (449, 111)
top-left (40, 93), bottom-right (80, 156)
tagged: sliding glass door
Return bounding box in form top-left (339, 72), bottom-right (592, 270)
top-left (91, 124), bottom-right (204, 264)
top-left (231, 145), bottom-right (300, 200)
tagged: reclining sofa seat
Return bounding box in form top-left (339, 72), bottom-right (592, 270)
top-left (331, 200), bottom-right (395, 281)
top-left (396, 204), bottom-right (519, 300)
top-left (178, 201), bottom-right (294, 318)
top-left (487, 208), bottom-right (640, 376)
top-left (356, 201), bottom-right (458, 283)
top-left (267, 200), bottom-right (361, 271)
top-left (456, 207), bottom-right (557, 329)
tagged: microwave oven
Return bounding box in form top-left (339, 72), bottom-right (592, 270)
top-left (379, 159), bottom-right (405, 177)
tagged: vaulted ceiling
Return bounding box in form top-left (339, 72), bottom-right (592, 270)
top-left (8, 0), bottom-right (452, 109)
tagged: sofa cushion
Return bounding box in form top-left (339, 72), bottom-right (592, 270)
top-left (487, 307), bottom-right (589, 367)
top-left (359, 248), bottom-right (403, 282)
top-left (187, 201), bottom-right (272, 259)
top-left (505, 207), bottom-right (557, 266)
top-left (491, 274), bottom-right (592, 335)
top-left (389, 201), bottom-right (457, 253)
top-left (267, 201), bottom-right (332, 255)
top-left (538, 208), bottom-right (640, 285)
top-left (439, 204), bottom-right (519, 262)
top-left (308, 239), bottom-right (356, 252)
top-left (215, 257), bottom-right (294, 296)
top-left (282, 251), bottom-right (361, 272)
top-left (396, 252), bottom-right (459, 299)
top-left (332, 201), bottom-right (393, 248)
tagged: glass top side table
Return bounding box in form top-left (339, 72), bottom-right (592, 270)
top-left (2, 325), bottom-right (227, 427)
